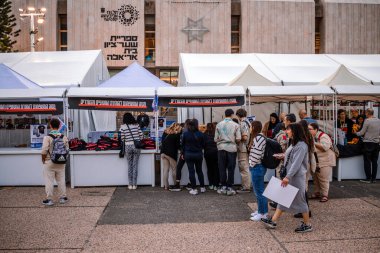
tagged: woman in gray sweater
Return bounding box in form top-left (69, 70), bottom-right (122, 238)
top-left (261, 123), bottom-right (313, 233)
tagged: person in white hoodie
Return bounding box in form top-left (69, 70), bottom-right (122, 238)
top-left (248, 121), bottom-right (267, 221)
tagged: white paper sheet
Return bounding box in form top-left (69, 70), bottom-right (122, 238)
top-left (263, 176), bottom-right (299, 208)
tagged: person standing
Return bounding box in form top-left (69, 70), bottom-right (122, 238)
top-left (308, 122), bottom-right (336, 202)
top-left (182, 119), bottom-right (206, 195)
top-left (337, 109), bottom-right (354, 142)
top-left (355, 108), bottom-right (380, 183)
top-left (204, 122), bottom-right (219, 190)
top-left (120, 112), bottom-right (143, 190)
top-left (248, 121), bottom-right (268, 221)
top-left (299, 109), bottom-right (317, 124)
top-left (262, 113), bottom-right (279, 138)
top-left (261, 123), bottom-right (313, 233)
top-left (41, 118), bottom-right (69, 206)
top-left (160, 123), bottom-right (181, 190)
top-left (215, 109), bottom-right (241, 196)
top-left (236, 108), bottom-right (251, 193)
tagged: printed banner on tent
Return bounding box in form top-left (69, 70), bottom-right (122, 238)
top-left (68, 97), bottom-right (153, 111)
top-left (158, 96), bottom-right (245, 107)
top-left (0, 102), bottom-right (63, 115)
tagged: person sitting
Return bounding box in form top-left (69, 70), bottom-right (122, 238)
top-left (262, 113), bottom-right (279, 138)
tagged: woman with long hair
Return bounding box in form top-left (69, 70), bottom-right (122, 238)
top-left (248, 121), bottom-right (268, 221)
top-left (120, 112), bottom-right (143, 190)
top-left (261, 123), bottom-right (313, 233)
top-left (204, 122), bottom-right (219, 190)
top-left (182, 119), bottom-right (206, 195)
top-left (262, 113), bottom-right (279, 138)
top-left (161, 123), bottom-right (182, 190)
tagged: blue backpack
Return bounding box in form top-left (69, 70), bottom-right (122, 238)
top-left (49, 134), bottom-right (68, 164)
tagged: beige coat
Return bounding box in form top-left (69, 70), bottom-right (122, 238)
top-left (314, 131), bottom-right (336, 168)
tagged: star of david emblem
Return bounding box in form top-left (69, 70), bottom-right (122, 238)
top-left (181, 18), bottom-right (209, 43)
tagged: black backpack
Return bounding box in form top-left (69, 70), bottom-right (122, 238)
top-left (261, 137), bottom-right (282, 169)
top-left (49, 134), bottom-right (68, 164)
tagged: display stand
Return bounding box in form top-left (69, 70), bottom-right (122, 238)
top-left (334, 155), bottom-right (380, 181)
top-left (0, 89), bottom-right (67, 186)
top-left (67, 87), bottom-right (158, 187)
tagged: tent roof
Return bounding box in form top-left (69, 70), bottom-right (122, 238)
top-left (157, 86), bottom-right (245, 97)
top-left (333, 85), bottom-right (380, 102)
top-left (67, 87), bottom-right (155, 98)
top-left (327, 54), bottom-right (380, 85)
top-left (0, 50), bottom-right (104, 87)
top-left (179, 53), bottom-right (280, 86)
top-left (319, 65), bottom-right (370, 86)
top-left (99, 61), bottom-right (171, 88)
top-left (247, 85), bottom-right (334, 102)
top-left (0, 63), bottom-right (41, 89)
top-left (0, 88), bottom-right (66, 99)
top-left (227, 65), bottom-right (279, 87)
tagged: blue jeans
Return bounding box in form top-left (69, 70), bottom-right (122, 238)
top-left (250, 164), bottom-right (268, 214)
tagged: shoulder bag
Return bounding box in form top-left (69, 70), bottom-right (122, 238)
top-left (126, 124), bottom-right (144, 149)
top-left (279, 148), bottom-right (293, 179)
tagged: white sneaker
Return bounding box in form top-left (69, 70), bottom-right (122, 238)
top-left (213, 186), bottom-right (218, 191)
top-left (132, 185), bottom-right (137, 190)
top-left (200, 187), bottom-right (206, 193)
top-left (226, 187), bottom-right (236, 196)
top-left (250, 210), bottom-right (258, 217)
top-left (250, 213), bottom-right (268, 222)
top-left (208, 185), bottom-right (214, 190)
top-left (128, 185), bottom-right (133, 190)
top-left (217, 186), bottom-right (227, 194)
top-left (189, 189), bottom-right (198, 195)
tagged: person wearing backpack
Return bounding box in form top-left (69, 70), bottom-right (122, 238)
top-left (308, 122), bottom-right (336, 202)
top-left (248, 121), bottom-right (268, 221)
top-left (41, 118), bottom-right (69, 206)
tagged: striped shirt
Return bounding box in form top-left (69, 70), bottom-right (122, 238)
top-left (249, 134), bottom-right (266, 167)
top-left (120, 124), bottom-right (143, 144)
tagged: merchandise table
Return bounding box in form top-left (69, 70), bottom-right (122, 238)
top-left (70, 150), bottom-right (155, 188)
top-left (333, 155), bottom-right (380, 181)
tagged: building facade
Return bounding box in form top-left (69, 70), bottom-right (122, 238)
top-left (10, 0), bottom-right (380, 84)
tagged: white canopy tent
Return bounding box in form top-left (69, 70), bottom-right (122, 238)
top-left (319, 65), bottom-right (371, 86)
top-left (332, 85), bottom-right (380, 102)
top-left (0, 50), bottom-right (112, 139)
top-left (0, 88), bottom-right (66, 100)
top-left (67, 87), bottom-right (155, 99)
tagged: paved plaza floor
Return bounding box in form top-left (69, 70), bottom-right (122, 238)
top-left (0, 181), bottom-right (379, 252)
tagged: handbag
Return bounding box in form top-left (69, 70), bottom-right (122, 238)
top-left (279, 148), bottom-right (293, 179)
top-left (126, 124), bottom-right (144, 149)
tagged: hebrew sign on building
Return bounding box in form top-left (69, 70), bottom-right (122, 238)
top-left (68, 0), bottom-right (144, 67)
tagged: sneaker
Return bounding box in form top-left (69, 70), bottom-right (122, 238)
top-left (250, 213), bottom-right (267, 222)
top-left (295, 222), bottom-right (313, 233)
top-left (186, 183), bottom-right (192, 191)
top-left (200, 187), bottom-right (206, 193)
top-left (209, 185), bottom-right (214, 190)
top-left (251, 210), bottom-right (258, 217)
top-left (59, 197), bottom-right (68, 204)
top-left (269, 202), bottom-right (278, 209)
top-left (189, 189), bottom-right (198, 195)
top-left (128, 185), bottom-right (133, 190)
top-left (360, 179), bottom-right (372, 184)
top-left (213, 185), bottom-right (219, 191)
top-left (132, 185), bottom-right (137, 190)
top-left (261, 217), bottom-right (277, 229)
top-left (371, 180), bottom-right (376, 184)
top-left (42, 199), bottom-right (54, 206)
top-left (226, 187), bottom-right (236, 196)
top-left (217, 186), bottom-right (227, 195)
top-left (237, 187), bottom-right (251, 193)
top-left (169, 185), bottom-right (181, 192)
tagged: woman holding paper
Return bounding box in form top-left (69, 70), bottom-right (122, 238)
top-left (261, 123), bottom-right (313, 233)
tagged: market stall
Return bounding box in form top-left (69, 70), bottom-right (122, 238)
top-left (67, 87), bottom-right (157, 187)
top-left (247, 85), bottom-right (336, 181)
top-left (0, 88), bottom-right (67, 186)
top-left (332, 85), bottom-right (380, 181)
top-left (157, 86), bottom-right (246, 186)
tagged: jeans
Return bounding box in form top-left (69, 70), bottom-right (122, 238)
top-left (250, 164), bottom-right (268, 214)
top-left (204, 151), bottom-right (219, 186)
top-left (363, 142), bottom-right (379, 181)
top-left (218, 150), bottom-right (237, 188)
top-left (185, 152), bottom-right (205, 189)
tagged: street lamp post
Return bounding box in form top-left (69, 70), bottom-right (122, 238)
top-left (19, 7), bottom-right (46, 52)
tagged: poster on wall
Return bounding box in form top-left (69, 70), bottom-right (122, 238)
top-left (30, 124), bottom-right (47, 148)
top-left (150, 117), bottom-right (166, 138)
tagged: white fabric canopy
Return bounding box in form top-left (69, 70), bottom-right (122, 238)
top-left (319, 65), bottom-right (370, 86)
top-left (157, 86), bottom-right (245, 97)
top-left (333, 85), bottom-right (380, 102)
top-left (227, 65), bottom-right (280, 87)
top-left (0, 88), bottom-right (66, 100)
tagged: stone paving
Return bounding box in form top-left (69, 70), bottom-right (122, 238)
top-left (0, 181), bottom-right (379, 252)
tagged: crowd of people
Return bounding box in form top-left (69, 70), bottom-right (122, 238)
top-left (40, 107), bottom-right (379, 234)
